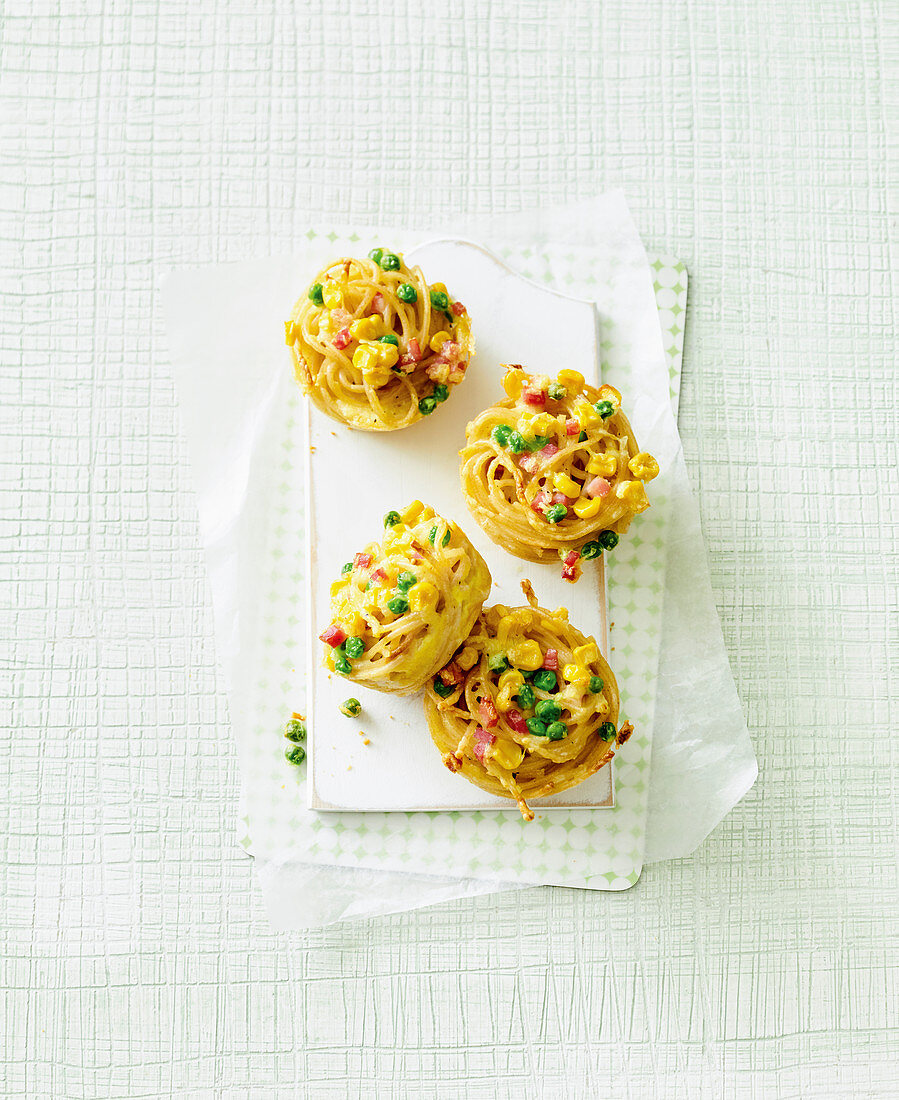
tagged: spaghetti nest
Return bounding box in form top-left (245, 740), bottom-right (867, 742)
top-left (424, 582), bottom-right (633, 821)
top-left (459, 367), bottom-right (659, 578)
top-left (320, 501), bottom-right (491, 696)
top-left (286, 250), bottom-right (474, 432)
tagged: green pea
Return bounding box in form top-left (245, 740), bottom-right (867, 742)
top-left (491, 424), bottom-right (513, 447)
top-left (509, 431), bottom-right (528, 454)
top-left (527, 435), bottom-right (552, 453)
top-left (397, 283), bottom-right (418, 303)
top-left (433, 383), bottom-right (449, 403)
top-left (545, 504), bottom-right (567, 524)
top-left (588, 675), bottom-right (604, 694)
top-left (419, 396), bottom-right (437, 415)
top-left (533, 670), bottom-right (558, 692)
top-left (284, 719), bottom-right (306, 742)
top-left (598, 530), bottom-right (619, 550)
top-left (384, 510), bottom-right (401, 528)
top-left (578, 431), bottom-right (587, 442)
top-left (598, 721), bottom-right (616, 741)
top-left (368, 248), bottom-right (384, 264)
top-left (428, 525), bottom-right (451, 547)
top-left (547, 382), bottom-right (567, 401)
top-left (433, 677), bottom-right (454, 698)
top-left (535, 699), bottom-right (562, 722)
top-left (380, 252), bottom-right (401, 271)
top-left (441, 529), bottom-right (451, 547)
top-left (546, 721), bottom-right (567, 741)
top-left (308, 283), bottom-right (324, 306)
top-left (379, 334), bottom-right (399, 346)
top-left (334, 654), bottom-right (352, 675)
top-left (488, 653), bottom-right (509, 673)
top-left (340, 698), bottom-right (362, 718)
top-left (429, 289), bottom-right (449, 310)
top-left (344, 636), bottom-right (364, 658)
top-left (341, 561), bottom-right (354, 574)
top-left (396, 570), bottom-right (417, 591)
top-left (387, 595), bottom-right (409, 615)
top-left (526, 717), bottom-right (548, 736)
top-left (580, 541), bottom-right (603, 560)
top-left (285, 744), bottom-right (306, 765)
top-left (595, 400), bottom-right (614, 419)
top-left (514, 684), bottom-right (535, 710)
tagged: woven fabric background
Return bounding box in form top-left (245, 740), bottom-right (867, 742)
top-left (2, 2), bottom-right (896, 1097)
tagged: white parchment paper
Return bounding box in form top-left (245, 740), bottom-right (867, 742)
top-left (163, 193), bottom-right (756, 926)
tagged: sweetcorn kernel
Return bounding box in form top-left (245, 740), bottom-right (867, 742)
top-left (429, 330), bottom-right (451, 352)
top-left (497, 669), bottom-right (525, 694)
top-left (557, 369), bottom-right (585, 394)
top-left (490, 739), bottom-right (525, 770)
top-left (457, 645), bottom-right (479, 671)
top-left (573, 497), bottom-right (603, 519)
top-left (507, 640), bottom-right (543, 671)
top-left (573, 643), bottom-right (600, 665)
top-left (349, 315), bottom-right (384, 341)
top-left (628, 452), bottom-right (659, 481)
top-left (586, 452), bottom-right (618, 477)
top-left (502, 368), bottom-right (527, 398)
top-left (322, 281), bottom-right (343, 309)
top-left (408, 582), bottom-right (438, 612)
top-left (401, 500), bottom-right (429, 524)
top-left (616, 480), bottom-right (650, 513)
top-left (574, 400), bottom-right (601, 430)
top-left (553, 472), bottom-right (582, 498)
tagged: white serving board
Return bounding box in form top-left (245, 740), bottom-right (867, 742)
top-left (306, 240), bottom-right (612, 811)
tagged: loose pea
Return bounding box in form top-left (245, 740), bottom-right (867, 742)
top-left (397, 283), bottom-right (418, 303)
top-left (547, 382), bottom-right (567, 401)
top-left (488, 653), bottom-right (510, 673)
top-left (546, 721), bottom-right (567, 741)
top-left (533, 670), bottom-right (558, 692)
top-left (433, 383), bottom-right (449, 403)
top-left (396, 570), bottom-right (417, 591)
top-left (598, 531), bottom-right (619, 550)
top-left (308, 283), bottom-right (324, 306)
top-left (284, 719), bottom-right (306, 742)
top-left (526, 717), bottom-right (548, 736)
top-left (491, 424), bottom-right (513, 446)
top-left (285, 744), bottom-right (306, 765)
top-left (433, 677), bottom-right (454, 698)
top-left (387, 595), bottom-right (409, 615)
top-left (598, 721), bottom-right (616, 741)
top-left (341, 561), bottom-right (354, 574)
top-left (429, 289), bottom-right (449, 310)
top-left (334, 654), bottom-right (352, 675)
top-left (380, 252), bottom-right (400, 271)
top-left (419, 396), bottom-right (437, 415)
top-left (595, 400), bottom-right (614, 419)
top-left (384, 510), bottom-right (401, 527)
top-left (588, 675), bottom-right (605, 694)
top-left (535, 699), bottom-right (562, 722)
top-left (514, 684), bottom-right (535, 710)
top-left (527, 435), bottom-right (552, 453)
top-left (340, 698), bottom-right (362, 718)
top-left (379, 334), bottom-right (399, 346)
top-left (509, 431), bottom-right (528, 454)
top-left (344, 636), bottom-right (365, 658)
top-left (545, 503), bottom-right (567, 524)
top-left (580, 541), bottom-right (603, 560)
top-left (368, 248), bottom-right (384, 264)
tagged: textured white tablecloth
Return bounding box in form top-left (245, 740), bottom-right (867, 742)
top-left (2, 2), bottom-right (896, 1097)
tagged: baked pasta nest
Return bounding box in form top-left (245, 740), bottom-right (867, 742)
top-left (320, 501), bottom-right (491, 696)
top-left (460, 367), bottom-right (658, 579)
top-left (287, 251), bottom-right (474, 431)
top-left (424, 580), bottom-right (633, 821)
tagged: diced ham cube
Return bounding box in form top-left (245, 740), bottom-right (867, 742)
top-left (585, 476), bottom-right (611, 498)
top-left (369, 567), bottom-right (387, 584)
top-left (478, 697), bottom-right (499, 729)
top-left (451, 301), bottom-right (466, 316)
top-left (565, 419), bottom-right (580, 436)
top-left (517, 453), bottom-right (539, 474)
top-left (551, 491), bottom-right (569, 505)
top-left (353, 552), bottom-right (372, 569)
top-left (561, 550), bottom-right (581, 582)
top-left (439, 661), bottom-right (464, 686)
top-left (542, 648), bottom-right (559, 670)
top-left (333, 327), bottom-right (352, 350)
top-left (522, 388), bottom-right (546, 408)
top-left (473, 727), bottom-right (496, 763)
top-left (530, 490), bottom-right (550, 514)
top-left (507, 709), bottom-right (528, 735)
top-left (319, 624), bottom-right (347, 648)
top-left (537, 443), bottom-right (559, 459)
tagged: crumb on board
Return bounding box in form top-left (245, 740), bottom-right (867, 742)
top-left (346, 765), bottom-right (352, 770)
top-left (362, 738), bottom-right (370, 746)
top-left (290, 711), bottom-right (305, 722)
top-left (309, 446), bottom-right (316, 453)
